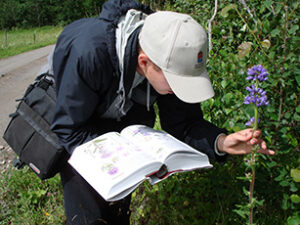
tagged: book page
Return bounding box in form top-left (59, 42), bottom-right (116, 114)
top-left (120, 125), bottom-right (203, 162)
top-left (68, 132), bottom-right (159, 198)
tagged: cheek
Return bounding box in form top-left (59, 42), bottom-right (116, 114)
top-left (161, 78), bottom-right (170, 89)
top-left (154, 73), bottom-right (172, 93)
top-left (145, 66), bottom-right (172, 94)
top-left (160, 74), bottom-right (171, 89)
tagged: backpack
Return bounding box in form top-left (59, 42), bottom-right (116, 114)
top-left (3, 73), bottom-right (69, 180)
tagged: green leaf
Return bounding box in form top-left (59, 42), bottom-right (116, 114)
top-left (291, 169), bottom-right (300, 182)
top-left (279, 180), bottom-right (290, 187)
top-left (287, 215), bottom-right (300, 225)
top-left (289, 25), bottom-right (299, 35)
top-left (290, 194), bottom-right (300, 203)
top-left (271, 29), bottom-right (280, 37)
top-left (290, 182), bottom-right (298, 192)
top-left (220, 4), bottom-right (237, 18)
top-left (294, 113), bottom-right (300, 122)
top-left (282, 193), bottom-right (289, 210)
top-left (242, 186), bottom-right (250, 196)
top-left (263, 0), bottom-right (273, 8)
top-left (233, 208), bottom-right (247, 219)
top-left (262, 20), bottom-right (270, 31)
top-left (236, 176), bottom-right (251, 181)
top-left (223, 92), bottom-right (234, 104)
top-left (274, 4), bottom-right (282, 14)
top-left (285, 112), bottom-right (291, 119)
top-left (256, 199), bottom-right (264, 206)
top-left (275, 169), bottom-right (288, 181)
top-left (283, 72), bottom-right (291, 78)
top-left (238, 42), bottom-right (252, 58)
top-left (232, 126), bottom-right (242, 132)
top-left (296, 76), bottom-right (300, 86)
top-left (269, 51), bottom-right (275, 60)
top-left (267, 161), bottom-right (277, 168)
top-left (221, 80), bottom-right (227, 88)
top-left (224, 108), bottom-right (232, 115)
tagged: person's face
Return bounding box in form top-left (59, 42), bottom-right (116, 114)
top-left (137, 53), bottom-right (173, 95)
top-left (144, 62), bottom-right (173, 95)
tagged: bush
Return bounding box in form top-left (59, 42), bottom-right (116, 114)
top-left (1, 1), bottom-right (299, 224)
top-left (131, 1), bottom-right (300, 224)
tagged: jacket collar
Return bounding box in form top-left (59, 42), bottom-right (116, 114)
top-left (98, 0), bottom-right (152, 79)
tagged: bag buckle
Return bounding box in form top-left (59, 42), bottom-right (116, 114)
top-left (13, 158), bottom-right (25, 169)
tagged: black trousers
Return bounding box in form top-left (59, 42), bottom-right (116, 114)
top-left (60, 163), bottom-right (131, 225)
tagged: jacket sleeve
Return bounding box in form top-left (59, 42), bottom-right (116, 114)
top-left (157, 94), bottom-right (227, 163)
top-left (51, 42), bottom-right (109, 155)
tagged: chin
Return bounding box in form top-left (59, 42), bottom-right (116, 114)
top-left (155, 88), bottom-right (173, 95)
top-left (159, 91), bottom-right (170, 95)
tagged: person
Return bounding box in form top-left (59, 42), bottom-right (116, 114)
top-left (49, 0), bottom-right (275, 224)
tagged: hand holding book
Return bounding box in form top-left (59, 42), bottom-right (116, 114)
top-left (68, 125), bottom-right (212, 201)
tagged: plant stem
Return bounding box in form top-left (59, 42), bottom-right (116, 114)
top-left (249, 150), bottom-right (256, 225)
top-left (249, 105), bottom-right (258, 225)
top-left (208, 0), bottom-right (218, 55)
top-left (253, 105), bottom-right (258, 131)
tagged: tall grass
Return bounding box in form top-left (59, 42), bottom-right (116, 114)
top-left (0, 26), bottom-right (63, 59)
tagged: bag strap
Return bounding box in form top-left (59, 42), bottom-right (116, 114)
top-left (37, 76), bottom-right (54, 91)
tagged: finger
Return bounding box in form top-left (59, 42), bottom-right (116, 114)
top-left (258, 148), bottom-right (275, 155)
top-left (261, 141), bottom-right (267, 150)
top-left (257, 140), bottom-right (274, 155)
top-left (236, 129), bottom-right (253, 142)
top-left (250, 139), bottom-right (269, 152)
top-left (250, 138), bottom-right (263, 145)
top-left (253, 130), bottom-right (262, 138)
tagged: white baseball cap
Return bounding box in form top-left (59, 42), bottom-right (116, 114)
top-left (139, 11), bottom-right (214, 103)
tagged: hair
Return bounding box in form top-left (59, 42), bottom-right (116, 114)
top-left (137, 41), bottom-right (161, 72)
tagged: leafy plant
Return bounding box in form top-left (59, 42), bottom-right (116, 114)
top-left (132, 1), bottom-right (300, 224)
top-left (0, 166), bottom-right (65, 224)
top-left (234, 65), bottom-right (270, 224)
top-left (0, 1), bottom-right (299, 224)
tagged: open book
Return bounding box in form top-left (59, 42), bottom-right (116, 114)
top-left (68, 125), bottom-right (212, 201)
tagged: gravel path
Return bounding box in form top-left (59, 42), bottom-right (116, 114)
top-left (0, 45), bottom-right (55, 172)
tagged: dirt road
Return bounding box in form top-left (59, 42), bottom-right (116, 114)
top-left (0, 45), bottom-right (55, 150)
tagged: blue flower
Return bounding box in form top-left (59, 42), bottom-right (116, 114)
top-left (245, 117), bottom-right (260, 127)
top-left (246, 65), bottom-right (268, 82)
top-left (244, 65), bottom-right (269, 107)
top-left (244, 86), bottom-right (269, 107)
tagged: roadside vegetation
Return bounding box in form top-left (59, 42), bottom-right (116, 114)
top-left (0, 0), bottom-right (299, 225)
top-left (0, 167), bottom-right (65, 224)
top-left (0, 26), bottom-right (63, 59)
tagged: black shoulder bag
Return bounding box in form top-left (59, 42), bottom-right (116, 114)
top-left (3, 73), bottom-right (69, 180)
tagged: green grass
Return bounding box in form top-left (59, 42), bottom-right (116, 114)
top-left (0, 166), bottom-right (65, 224)
top-left (0, 26), bottom-right (63, 59)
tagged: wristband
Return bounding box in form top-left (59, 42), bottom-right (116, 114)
top-left (214, 133), bottom-right (227, 156)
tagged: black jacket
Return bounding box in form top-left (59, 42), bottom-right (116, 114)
top-left (51, 0), bottom-right (227, 162)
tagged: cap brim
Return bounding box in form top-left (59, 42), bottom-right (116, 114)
top-left (163, 69), bottom-right (214, 103)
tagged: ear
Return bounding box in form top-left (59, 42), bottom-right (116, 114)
top-left (137, 52), bottom-right (150, 76)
